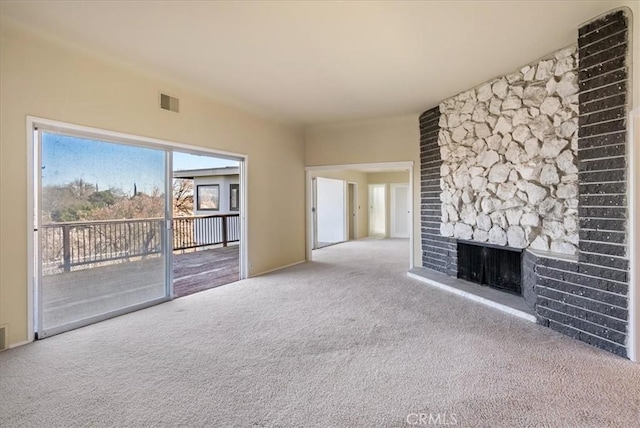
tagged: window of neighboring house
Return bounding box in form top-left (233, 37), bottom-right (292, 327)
top-left (197, 184), bottom-right (220, 210)
top-left (230, 184), bottom-right (240, 211)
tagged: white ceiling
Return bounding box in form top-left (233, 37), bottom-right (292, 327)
top-left (0, 1), bottom-right (629, 125)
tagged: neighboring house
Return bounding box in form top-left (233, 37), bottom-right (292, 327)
top-left (173, 167), bottom-right (240, 247)
top-left (174, 167), bottom-right (240, 215)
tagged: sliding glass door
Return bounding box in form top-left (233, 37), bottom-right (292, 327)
top-left (36, 129), bottom-right (171, 337)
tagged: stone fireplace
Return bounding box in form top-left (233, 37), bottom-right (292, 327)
top-left (419, 9), bottom-right (631, 357)
top-left (437, 45), bottom-right (580, 255)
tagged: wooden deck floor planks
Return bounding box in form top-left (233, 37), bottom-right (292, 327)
top-left (173, 245), bottom-right (239, 297)
top-left (41, 246), bottom-right (240, 329)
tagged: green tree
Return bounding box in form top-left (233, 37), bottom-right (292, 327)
top-left (88, 190), bottom-right (117, 207)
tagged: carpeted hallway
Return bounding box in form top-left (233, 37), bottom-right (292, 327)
top-left (1, 239), bottom-right (639, 427)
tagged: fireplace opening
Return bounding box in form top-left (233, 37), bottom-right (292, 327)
top-left (457, 241), bottom-right (522, 295)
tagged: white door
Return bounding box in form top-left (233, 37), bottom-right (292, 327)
top-left (316, 177), bottom-right (346, 246)
top-left (391, 183), bottom-right (410, 238)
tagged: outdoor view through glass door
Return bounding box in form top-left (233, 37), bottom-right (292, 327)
top-left (369, 184), bottom-right (386, 236)
top-left (172, 152), bottom-right (241, 297)
top-left (37, 131), bottom-right (170, 337)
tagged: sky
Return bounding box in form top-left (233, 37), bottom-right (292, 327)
top-left (174, 151), bottom-right (237, 171)
top-left (41, 133), bottom-right (238, 195)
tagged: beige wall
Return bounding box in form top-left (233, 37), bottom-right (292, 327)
top-left (0, 21), bottom-right (306, 346)
top-left (305, 114), bottom-right (421, 265)
top-left (633, 109), bottom-right (640, 361)
top-left (310, 170), bottom-right (369, 239)
top-left (631, 0), bottom-right (640, 357)
top-left (367, 172), bottom-right (410, 185)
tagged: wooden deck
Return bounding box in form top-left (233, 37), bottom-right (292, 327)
top-left (173, 245), bottom-right (239, 297)
top-left (40, 246), bottom-right (239, 330)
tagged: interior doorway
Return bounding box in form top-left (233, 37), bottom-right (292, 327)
top-left (369, 184), bottom-right (386, 237)
top-left (305, 162), bottom-right (414, 268)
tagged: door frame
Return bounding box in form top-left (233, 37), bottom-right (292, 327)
top-left (305, 161), bottom-right (414, 268)
top-left (347, 182), bottom-right (357, 240)
top-left (390, 183), bottom-right (410, 238)
top-left (311, 177), bottom-right (318, 249)
top-left (26, 116), bottom-right (249, 342)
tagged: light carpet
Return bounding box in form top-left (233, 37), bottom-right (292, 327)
top-left (1, 238), bottom-right (639, 427)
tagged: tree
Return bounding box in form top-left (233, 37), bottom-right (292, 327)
top-left (68, 178), bottom-right (95, 198)
top-left (42, 181), bottom-right (95, 222)
top-left (88, 190), bottom-right (117, 207)
top-left (42, 180), bottom-right (166, 223)
top-left (173, 178), bottom-right (194, 216)
top-left (90, 187), bottom-right (164, 220)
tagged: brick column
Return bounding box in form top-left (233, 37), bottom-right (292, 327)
top-left (419, 107), bottom-right (457, 276)
top-left (530, 9), bottom-right (631, 358)
top-left (578, 9), bottom-right (630, 271)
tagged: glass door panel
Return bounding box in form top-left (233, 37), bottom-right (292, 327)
top-left (369, 184), bottom-right (386, 236)
top-left (38, 131), bottom-right (170, 337)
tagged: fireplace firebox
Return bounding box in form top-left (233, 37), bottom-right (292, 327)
top-left (457, 241), bottom-right (522, 295)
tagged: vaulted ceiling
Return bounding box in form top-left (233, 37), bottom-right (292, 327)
top-left (0, 1), bottom-right (629, 125)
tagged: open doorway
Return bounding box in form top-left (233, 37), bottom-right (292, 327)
top-left (305, 162), bottom-right (414, 267)
top-left (172, 152), bottom-right (242, 298)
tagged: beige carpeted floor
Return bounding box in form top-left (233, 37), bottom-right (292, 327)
top-left (1, 238), bottom-right (639, 427)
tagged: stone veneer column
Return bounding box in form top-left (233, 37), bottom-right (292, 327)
top-left (420, 107), bottom-right (457, 276)
top-left (534, 9), bottom-right (630, 357)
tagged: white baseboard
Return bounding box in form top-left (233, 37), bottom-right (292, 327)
top-left (406, 272), bottom-right (537, 323)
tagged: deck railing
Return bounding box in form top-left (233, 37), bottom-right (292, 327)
top-left (172, 214), bottom-right (240, 250)
top-left (41, 214), bottom-right (240, 272)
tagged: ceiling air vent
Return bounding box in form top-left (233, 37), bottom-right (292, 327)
top-left (159, 92), bottom-right (179, 113)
